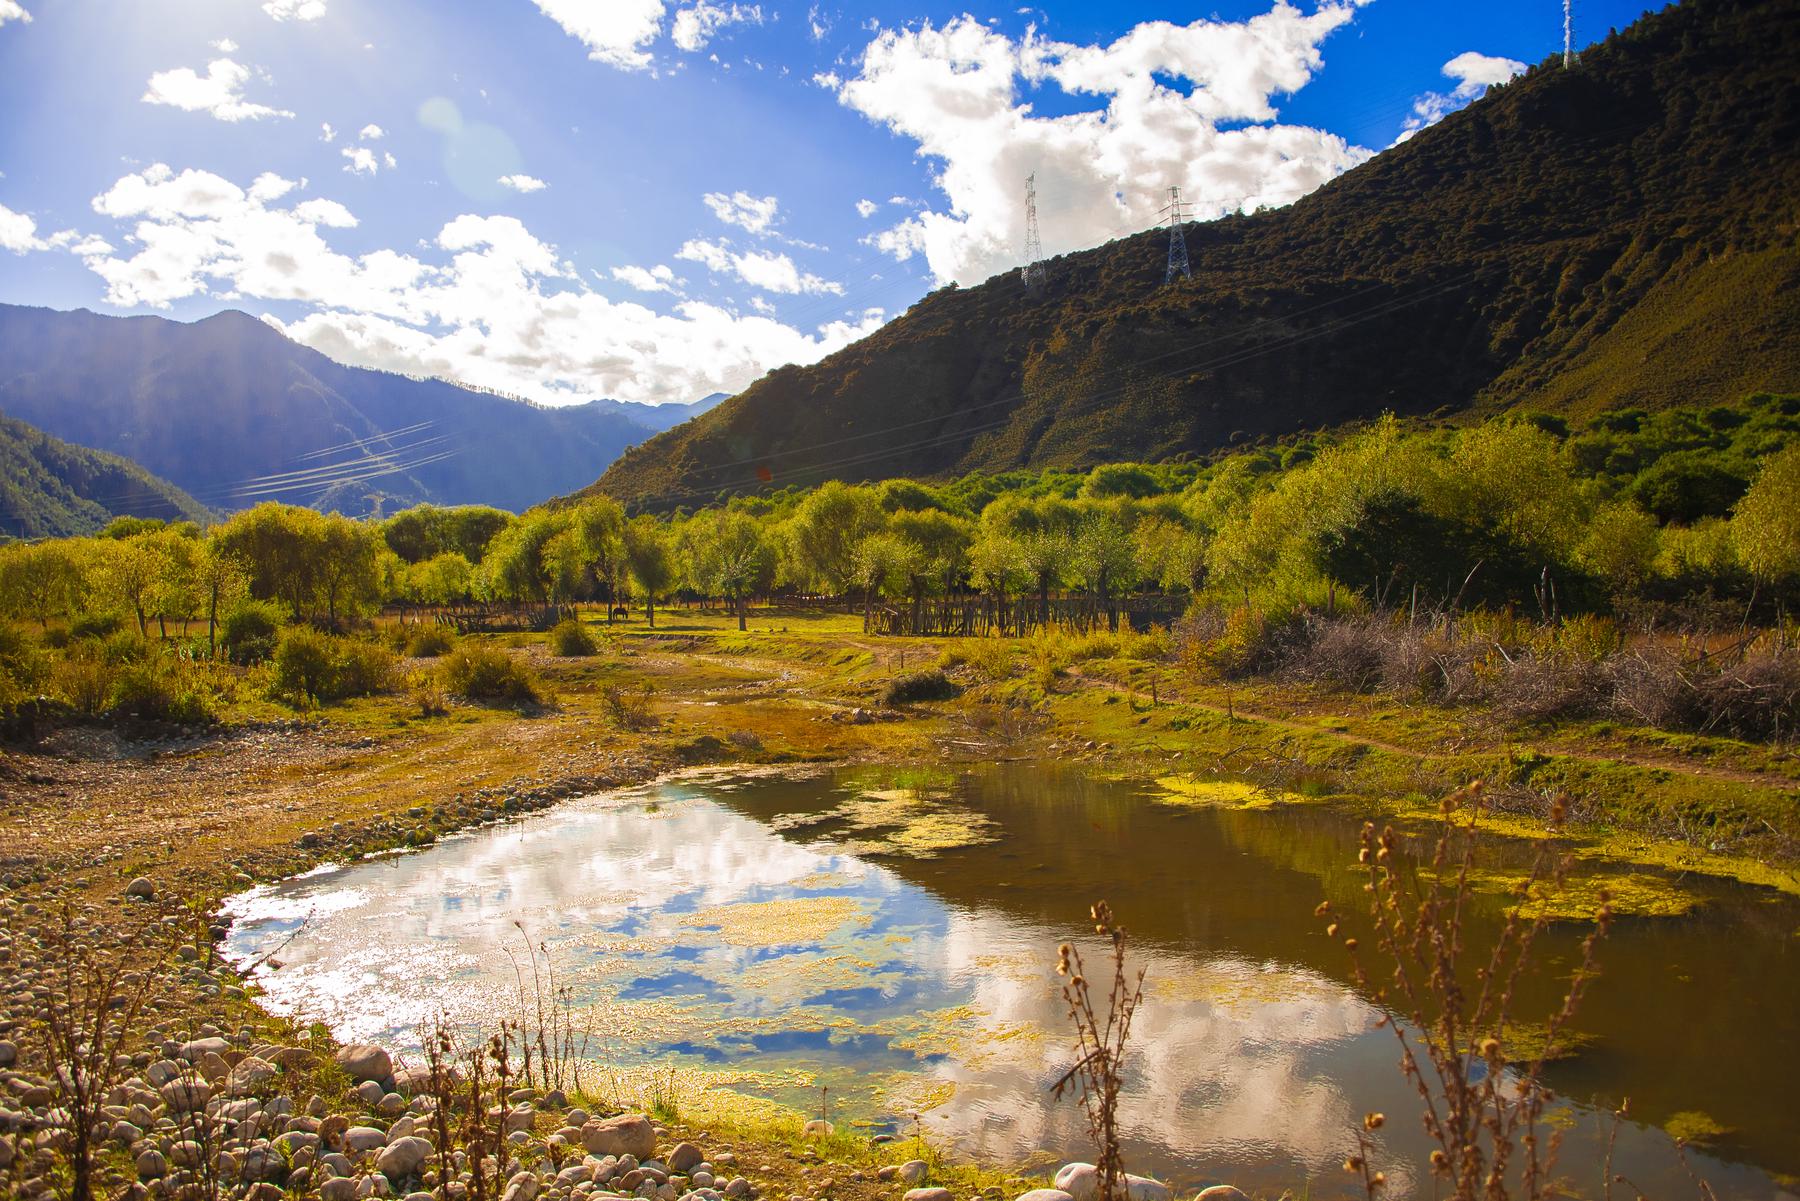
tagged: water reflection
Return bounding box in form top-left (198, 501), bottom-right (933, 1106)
top-left (223, 765), bottom-right (1798, 1200)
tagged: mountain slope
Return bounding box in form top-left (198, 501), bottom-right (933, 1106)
top-left (593, 0), bottom-right (1800, 510)
top-left (0, 305), bottom-right (699, 515)
top-left (0, 412), bottom-right (210, 539)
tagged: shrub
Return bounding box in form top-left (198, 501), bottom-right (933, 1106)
top-left (271, 629), bottom-right (397, 705)
top-left (52, 654), bottom-right (116, 716)
top-left (599, 683), bottom-right (658, 731)
top-left (332, 638), bottom-right (399, 698)
top-left (221, 600), bottom-right (285, 665)
top-left (882, 668), bottom-right (961, 705)
top-left (0, 626), bottom-right (49, 716)
top-left (108, 656), bottom-right (215, 724)
top-left (68, 612), bottom-right (125, 641)
top-left (271, 628), bottom-right (335, 705)
top-left (548, 618), bottom-right (600, 657)
top-left (440, 645), bottom-right (541, 703)
top-left (97, 628), bottom-right (149, 666)
top-left (403, 625), bottom-right (457, 658)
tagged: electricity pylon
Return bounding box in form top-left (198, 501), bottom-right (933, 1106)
top-left (1021, 173), bottom-right (1046, 289)
top-left (1160, 185), bottom-right (1191, 284)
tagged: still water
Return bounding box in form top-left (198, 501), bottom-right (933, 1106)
top-left (222, 765), bottom-right (1800, 1199)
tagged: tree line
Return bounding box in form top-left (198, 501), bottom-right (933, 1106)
top-left (3, 397), bottom-right (1798, 645)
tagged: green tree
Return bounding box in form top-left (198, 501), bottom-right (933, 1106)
top-left (0, 540), bottom-right (85, 629)
top-left (786, 481), bottom-right (885, 596)
top-left (623, 516), bottom-right (676, 627)
top-left (693, 510), bottom-right (776, 631)
top-left (1731, 443), bottom-right (1800, 584)
top-left (573, 497), bottom-right (627, 618)
top-left (313, 514), bottom-right (383, 626)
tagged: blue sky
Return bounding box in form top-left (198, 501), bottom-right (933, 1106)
top-left (0, 0), bottom-right (1647, 406)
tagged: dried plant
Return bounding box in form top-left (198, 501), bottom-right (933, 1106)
top-left (33, 903), bottom-right (173, 1201)
top-left (1051, 900), bottom-right (1145, 1201)
top-left (1316, 782), bottom-right (1610, 1201)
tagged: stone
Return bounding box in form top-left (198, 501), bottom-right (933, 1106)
top-left (270, 1047), bottom-right (318, 1072)
top-left (343, 1126), bottom-right (389, 1153)
top-left (320, 1114), bottom-right (350, 1149)
top-left (0, 1041), bottom-right (17, 1067)
top-left (801, 1120), bottom-right (833, 1140)
top-left (581, 1113), bottom-right (656, 1160)
top-left (724, 1178), bottom-right (751, 1198)
top-left (335, 1045), bottom-right (394, 1084)
top-left (876, 1168), bottom-right (898, 1183)
top-left (168, 1141), bottom-right (205, 1170)
top-left (197, 1051), bottom-right (232, 1083)
top-left (904, 1190), bottom-right (953, 1201)
top-left (668, 1143), bottom-right (704, 1173)
top-left (320, 1179), bottom-right (359, 1201)
top-left (1196, 1190), bottom-right (1248, 1201)
top-left (376, 1135), bottom-right (434, 1179)
top-left (1016, 1192), bottom-right (1074, 1201)
top-left (134, 1149), bottom-right (167, 1179)
top-left (158, 1080), bottom-right (210, 1112)
top-left (692, 1172), bottom-right (716, 1189)
top-left (126, 878), bottom-right (155, 900)
top-left (558, 1165), bottom-right (596, 1187)
top-left (356, 1081), bottom-right (386, 1106)
top-left (241, 1145), bottom-right (286, 1182)
top-left (1125, 1178), bottom-right (1170, 1201)
top-left (898, 1162), bottom-right (929, 1186)
top-left (247, 1186), bottom-right (286, 1201)
top-left (176, 1037), bottom-right (229, 1063)
top-left (502, 1171), bottom-right (541, 1201)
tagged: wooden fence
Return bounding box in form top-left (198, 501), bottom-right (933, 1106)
top-left (868, 595), bottom-right (1183, 638)
top-left (427, 603), bottom-right (576, 634)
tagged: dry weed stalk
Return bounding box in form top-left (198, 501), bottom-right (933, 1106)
top-left (34, 902), bottom-right (173, 1201)
top-left (1052, 900), bottom-right (1145, 1201)
top-left (1316, 782), bottom-right (1611, 1201)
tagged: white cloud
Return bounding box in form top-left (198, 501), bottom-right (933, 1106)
top-left (142, 58), bottom-right (294, 122)
top-left (678, 238), bottom-right (843, 295)
top-left (1398, 50), bottom-right (1526, 141)
top-left (341, 146), bottom-right (395, 175)
top-left (805, 4), bottom-right (829, 41)
top-left (80, 163), bottom-right (884, 405)
top-left (498, 174), bottom-right (549, 193)
top-left (531, 0), bottom-right (665, 71)
top-left (319, 122), bottom-right (336, 142)
top-left (0, 202), bottom-right (46, 253)
top-left (263, 0), bottom-right (326, 21)
top-left (359, 123), bottom-right (385, 140)
top-left (702, 190), bottom-right (778, 234)
top-left (827, 2), bottom-right (1374, 286)
top-left (855, 198), bottom-right (878, 218)
top-left (212, 37), bottom-right (238, 52)
top-left (671, 2), bottom-right (762, 53)
top-left (610, 263), bottom-right (677, 293)
top-left (0, 1), bottom-right (31, 27)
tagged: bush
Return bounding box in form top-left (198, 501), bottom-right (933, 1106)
top-left (271, 629), bottom-right (398, 705)
top-left (68, 612), bottom-right (125, 641)
top-left (403, 625), bottom-right (457, 658)
top-left (440, 645), bottom-right (541, 703)
top-left (52, 654), bottom-right (116, 716)
top-left (548, 618), bottom-right (599, 657)
top-left (97, 628), bottom-right (149, 666)
top-left (882, 669), bottom-right (961, 705)
top-left (271, 628), bottom-right (335, 704)
top-left (599, 683), bottom-right (658, 730)
top-left (108, 656), bottom-right (215, 724)
top-left (333, 639), bottom-right (399, 698)
top-left (0, 626), bottom-right (49, 716)
top-left (222, 600), bottom-right (285, 665)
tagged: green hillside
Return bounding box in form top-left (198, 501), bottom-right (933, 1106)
top-left (0, 412), bottom-right (211, 539)
top-left (593, 0), bottom-right (1800, 511)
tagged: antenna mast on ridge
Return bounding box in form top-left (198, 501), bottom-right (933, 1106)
top-left (1021, 173), bottom-right (1046, 289)
top-left (1160, 185), bottom-right (1191, 284)
top-left (1563, 0), bottom-right (1576, 66)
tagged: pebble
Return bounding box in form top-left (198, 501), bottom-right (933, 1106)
top-left (1196, 1190), bottom-right (1248, 1201)
top-left (335, 1043), bottom-right (395, 1083)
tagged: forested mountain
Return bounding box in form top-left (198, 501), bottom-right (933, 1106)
top-left (0, 412), bottom-right (209, 538)
top-left (0, 305), bottom-right (717, 515)
top-left (593, 0), bottom-right (1800, 511)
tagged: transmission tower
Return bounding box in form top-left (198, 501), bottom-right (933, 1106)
top-left (1160, 185), bottom-right (1191, 284)
top-left (1563, 0), bottom-right (1576, 66)
top-left (1021, 172), bottom-right (1046, 289)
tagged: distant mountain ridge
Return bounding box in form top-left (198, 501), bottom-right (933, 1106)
top-left (591, 0), bottom-right (1800, 510)
top-left (0, 305), bottom-right (725, 515)
top-left (0, 411), bottom-right (209, 538)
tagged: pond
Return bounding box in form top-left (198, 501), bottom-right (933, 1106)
top-left (222, 764), bottom-right (1800, 1199)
